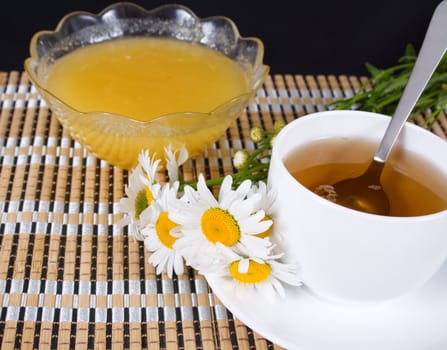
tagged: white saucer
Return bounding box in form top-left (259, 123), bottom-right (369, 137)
top-left (206, 261), bottom-right (447, 350)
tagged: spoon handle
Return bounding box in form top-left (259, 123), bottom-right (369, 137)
top-left (374, 0), bottom-right (447, 163)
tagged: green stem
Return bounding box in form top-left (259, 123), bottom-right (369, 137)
top-left (179, 140), bottom-right (272, 191)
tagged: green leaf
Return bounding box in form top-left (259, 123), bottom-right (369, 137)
top-left (328, 43), bottom-right (447, 129)
top-left (365, 62), bottom-right (381, 78)
top-left (404, 43), bottom-right (416, 57)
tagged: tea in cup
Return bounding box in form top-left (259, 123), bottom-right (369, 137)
top-left (268, 110), bottom-right (447, 303)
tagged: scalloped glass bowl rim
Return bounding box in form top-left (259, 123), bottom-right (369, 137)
top-left (24, 2), bottom-right (269, 126)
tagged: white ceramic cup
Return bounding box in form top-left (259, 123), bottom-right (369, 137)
top-left (268, 110), bottom-right (447, 303)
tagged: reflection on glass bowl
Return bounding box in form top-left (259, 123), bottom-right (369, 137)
top-left (25, 2), bottom-right (269, 169)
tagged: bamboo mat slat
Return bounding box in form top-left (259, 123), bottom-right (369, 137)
top-left (0, 71), bottom-right (445, 350)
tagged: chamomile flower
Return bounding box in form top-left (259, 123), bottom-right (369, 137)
top-left (140, 182), bottom-right (185, 278)
top-left (170, 174), bottom-right (273, 269)
top-left (119, 150), bottom-right (162, 240)
top-left (165, 144), bottom-right (188, 182)
top-left (206, 248), bottom-right (302, 300)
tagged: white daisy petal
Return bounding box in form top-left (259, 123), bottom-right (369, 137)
top-left (174, 254), bottom-right (185, 276)
top-left (183, 185), bottom-right (200, 203)
top-left (218, 175), bottom-right (233, 202)
top-left (271, 261), bottom-right (303, 286)
top-left (258, 278), bottom-right (279, 301)
top-left (234, 283), bottom-right (250, 297)
top-left (177, 145), bottom-right (189, 165)
top-left (165, 145), bottom-right (189, 183)
top-left (240, 218), bottom-right (272, 236)
top-left (219, 191), bottom-right (239, 211)
top-left (215, 242), bottom-right (241, 260)
top-left (138, 150), bottom-right (162, 183)
top-left (144, 233), bottom-right (162, 251)
top-left (237, 209), bottom-right (265, 228)
top-left (238, 259), bottom-right (250, 274)
top-left (229, 198), bottom-right (255, 220)
top-left (166, 255), bottom-right (174, 278)
top-left (149, 248), bottom-right (166, 267)
top-left (236, 179), bottom-right (252, 197)
top-left (237, 236), bottom-right (272, 257)
top-left (271, 277), bottom-right (286, 298)
top-left (117, 214), bottom-right (131, 229)
top-left (248, 181), bottom-right (277, 215)
top-left (155, 253), bottom-right (169, 275)
top-left (197, 175), bottom-right (218, 207)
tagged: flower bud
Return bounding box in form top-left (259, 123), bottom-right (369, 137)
top-left (249, 126), bottom-right (265, 143)
top-left (233, 150), bottom-right (249, 170)
top-left (273, 120), bottom-right (286, 133)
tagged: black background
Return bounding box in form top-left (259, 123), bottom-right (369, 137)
top-left (0, 0), bottom-right (442, 75)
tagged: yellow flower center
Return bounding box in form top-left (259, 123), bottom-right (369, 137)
top-left (255, 214), bottom-right (273, 238)
top-left (135, 186), bottom-right (154, 219)
top-left (229, 260), bottom-right (272, 284)
top-left (201, 208), bottom-right (240, 246)
top-left (155, 212), bottom-right (179, 249)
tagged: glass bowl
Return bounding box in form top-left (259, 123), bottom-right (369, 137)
top-left (25, 2), bottom-right (269, 169)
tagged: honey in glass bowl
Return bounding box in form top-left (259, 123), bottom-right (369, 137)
top-left (24, 3), bottom-right (268, 169)
top-left (44, 38), bottom-right (249, 124)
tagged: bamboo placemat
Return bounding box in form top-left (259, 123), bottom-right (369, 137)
top-left (0, 71), bottom-right (446, 350)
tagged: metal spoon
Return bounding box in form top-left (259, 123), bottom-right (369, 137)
top-left (333, 0), bottom-right (447, 215)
